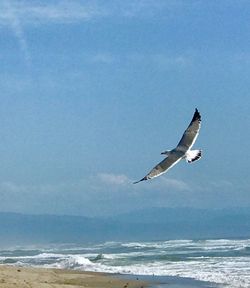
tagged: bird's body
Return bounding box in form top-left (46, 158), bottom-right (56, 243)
top-left (134, 109), bottom-right (202, 184)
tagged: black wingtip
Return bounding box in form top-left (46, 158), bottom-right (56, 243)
top-left (133, 176), bottom-right (148, 184)
top-left (192, 108), bottom-right (201, 122)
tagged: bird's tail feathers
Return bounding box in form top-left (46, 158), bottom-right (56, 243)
top-left (185, 149), bottom-right (202, 163)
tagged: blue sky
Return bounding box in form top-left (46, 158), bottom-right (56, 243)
top-left (0, 0), bottom-right (250, 216)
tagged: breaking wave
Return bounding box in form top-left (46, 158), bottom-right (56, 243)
top-left (1, 239), bottom-right (250, 287)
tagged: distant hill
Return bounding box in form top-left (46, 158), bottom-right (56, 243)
top-left (112, 207), bottom-right (250, 240)
top-left (0, 207), bottom-right (249, 246)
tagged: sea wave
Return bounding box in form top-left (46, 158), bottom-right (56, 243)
top-left (1, 239), bottom-right (250, 287)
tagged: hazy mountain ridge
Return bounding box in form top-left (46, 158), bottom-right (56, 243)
top-left (0, 208), bottom-right (249, 246)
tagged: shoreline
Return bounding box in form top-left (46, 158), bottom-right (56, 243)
top-left (117, 274), bottom-right (220, 288)
top-left (0, 265), bottom-right (220, 288)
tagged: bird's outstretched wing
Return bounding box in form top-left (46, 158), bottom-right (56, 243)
top-left (133, 153), bottom-right (183, 184)
top-left (133, 108), bottom-right (201, 184)
top-left (176, 108), bottom-right (201, 152)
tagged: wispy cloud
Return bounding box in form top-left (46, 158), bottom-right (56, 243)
top-left (2, 0), bottom-right (31, 66)
top-left (159, 177), bottom-right (191, 191)
top-left (96, 172), bottom-right (191, 191)
top-left (110, 0), bottom-right (171, 18)
top-left (0, 175), bottom-right (242, 216)
top-left (87, 53), bottom-right (116, 64)
top-left (97, 173), bottom-right (130, 185)
top-left (82, 52), bottom-right (192, 70)
top-left (0, 1), bottom-right (106, 67)
top-left (0, 181), bottom-right (68, 195)
top-left (0, 1), bottom-right (106, 26)
top-left (136, 176), bottom-right (191, 191)
top-left (118, 53), bottom-right (192, 70)
top-left (210, 180), bottom-right (233, 189)
top-left (151, 54), bottom-right (191, 70)
top-left (0, 1), bottom-right (185, 27)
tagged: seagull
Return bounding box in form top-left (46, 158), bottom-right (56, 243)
top-left (133, 108), bottom-right (202, 184)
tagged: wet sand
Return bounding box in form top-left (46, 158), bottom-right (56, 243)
top-left (120, 274), bottom-right (219, 288)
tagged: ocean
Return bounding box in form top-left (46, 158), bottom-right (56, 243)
top-left (0, 239), bottom-right (249, 287)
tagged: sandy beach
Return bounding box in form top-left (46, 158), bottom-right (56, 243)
top-left (0, 265), bottom-right (148, 288)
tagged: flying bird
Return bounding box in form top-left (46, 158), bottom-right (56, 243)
top-left (133, 108), bottom-right (202, 184)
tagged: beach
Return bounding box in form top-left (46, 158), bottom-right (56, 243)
top-left (0, 265), bottom-right (220, 288)
top-left (0, 265), bottom-right (149, 288)
top-left (1, 239), bottom-right (248, 287)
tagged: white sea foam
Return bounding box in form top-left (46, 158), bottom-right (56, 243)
top-left (1, 239), bottom-right (250, 288)
top-left (72, 257), bottom-right (250, 288)
top-left (121, 240), bottom-right (193, 249)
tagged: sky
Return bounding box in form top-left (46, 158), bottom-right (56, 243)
top-left (0, 0), bottom-right (250, 216)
